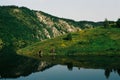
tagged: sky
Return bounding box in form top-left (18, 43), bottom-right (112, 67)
top-left (0, 0), bottom-right (120, 21)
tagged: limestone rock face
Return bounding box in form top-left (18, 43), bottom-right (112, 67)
top-left (0, 6), bottom-right (83, 49)
top-left (36, 12), bottom-right (81, 39)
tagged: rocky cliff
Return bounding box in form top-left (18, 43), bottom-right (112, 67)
top-left (0, 6), bottom-right (81, 50)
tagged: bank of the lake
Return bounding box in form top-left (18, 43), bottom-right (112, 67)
top-left (17, 28), bottom-right (120, 56)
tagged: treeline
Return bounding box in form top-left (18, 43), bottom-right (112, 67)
top-left (104, 18), bottom-right (120, 28)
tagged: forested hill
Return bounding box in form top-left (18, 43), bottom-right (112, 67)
top-left (0, 6), bottom-right (104, 51)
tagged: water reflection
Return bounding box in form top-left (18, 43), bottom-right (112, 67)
top-left (66, 62), bottom-right (73, 71)
top-left (105, 68), bottom-right (120, 79)
top-left (0, 55), bottom-right (120, 80)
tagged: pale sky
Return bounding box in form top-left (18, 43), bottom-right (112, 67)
top-left (0, 0), bottom-right (120, 21)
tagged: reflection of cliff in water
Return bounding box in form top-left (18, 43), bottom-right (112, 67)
top-left (0, 53), bottom-right (54, 78)
top-left (0, 55), bottom-right (120, 79)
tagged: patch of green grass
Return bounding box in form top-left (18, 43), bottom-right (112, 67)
top-left (17, 27), bottom-right (120, 56)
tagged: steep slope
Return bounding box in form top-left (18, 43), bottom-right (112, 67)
top-left (18, 28), bottom-right (120, 56)
top-left (0, 6), bottom-right (81, 51)
top-left (0, 6), bottom-right (104, 52)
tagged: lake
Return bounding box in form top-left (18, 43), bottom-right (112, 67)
top-left (0, 54), bottom-right (120, 80)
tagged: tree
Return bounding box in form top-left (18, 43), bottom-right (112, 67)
top-left (104, 18), bottom-right (110, 28)
top-left (64, 33), bottom-right (72, 41)
top-left (116, 18), bottom-right (120, 28)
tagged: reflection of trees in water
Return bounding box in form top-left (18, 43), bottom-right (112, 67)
top-left (104, 68), bottom-right (120, 79)
top-left (66, 62), bottom-right (73, 71)
top-left (105, 68), bottom-right (112, 79)
top-left (117, 69), bottom-right (120, 76)
top-left (1, 55), bottom-right (120, 79)
top-left (0, 56), bottom-right (40, 78)
top-left (78, 67), bottom-right (80, 70)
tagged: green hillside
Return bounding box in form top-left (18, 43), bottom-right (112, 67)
top-left (0, 6), bottom-right (81, 52)
top-left (0, 6), bottom-right (104, 53)
top-left (18, 27), bottom-right (120, 56)
top-left (0, 6), bottom-right (42, 51)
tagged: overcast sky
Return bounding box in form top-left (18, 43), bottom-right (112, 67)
top-left (0, 0), bottom-right (120, 21)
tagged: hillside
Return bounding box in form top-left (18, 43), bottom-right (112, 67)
top-left (0, 6), bottom-right (81, 52)
top-left (0, 6), bottom-right (104, 52)
top-left (18, 28), bottom-right (120, 56)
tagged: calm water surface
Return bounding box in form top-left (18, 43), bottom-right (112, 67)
top-left (13, 65), bottom-right (120, 80)
top-left (0, 55), bottom-right (120, 80)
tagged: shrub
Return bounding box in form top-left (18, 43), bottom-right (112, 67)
top-left (63, 33), bottom-right (72, 41)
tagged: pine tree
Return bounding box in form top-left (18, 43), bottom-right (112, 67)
top-left (104, 18), bottom-right (109, 28)
top-left (116, 18), bottom-right (120, 28)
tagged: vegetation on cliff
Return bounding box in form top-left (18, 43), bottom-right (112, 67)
top-left (18, 27), bottom-right (120, 56)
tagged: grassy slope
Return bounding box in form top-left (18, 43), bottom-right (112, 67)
top-left (18, 27), bottom-right (120, 56)
top-left (0, 6), bottom-right (104, 53)
top-left (0, 6), bottom-right (77, 52)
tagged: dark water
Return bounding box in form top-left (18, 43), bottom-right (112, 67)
top-left (0, 54), bottom-right (120, 80)
top-left (6, 65), bottom-right (119, 80)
